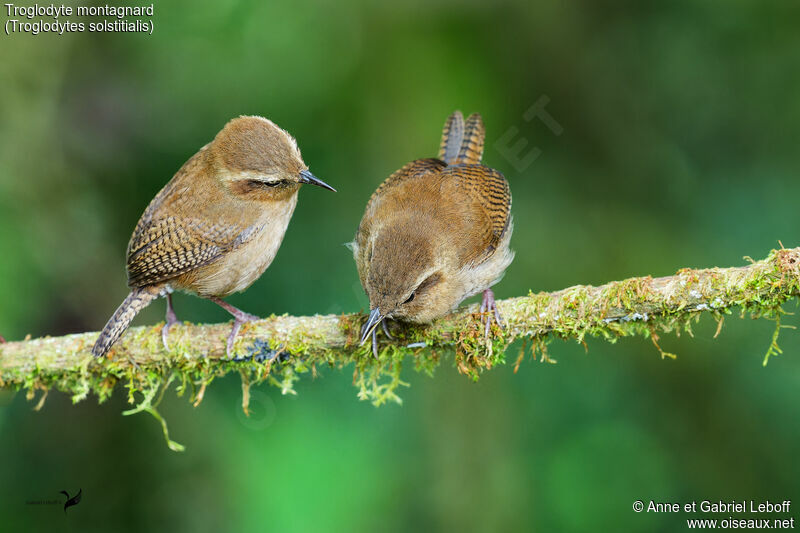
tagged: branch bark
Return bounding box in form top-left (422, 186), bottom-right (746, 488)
top-left (1, 247), bottom-right (799, 407)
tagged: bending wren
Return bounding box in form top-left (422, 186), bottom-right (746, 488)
top-left (92, 115), bottom-right (335, 358)
top-left (352, 111), bottom-right (514, 356)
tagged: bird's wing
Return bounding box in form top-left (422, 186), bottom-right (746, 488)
top-left (125, 151), bottom-right (259, 288)
top-left (439, 164), bottom-right (511, 266)
top-left (362, 158), bottom-right (446, 219)
top-left (126, 215), bottom-right (254, 287)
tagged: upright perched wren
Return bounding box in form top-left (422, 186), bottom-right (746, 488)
top-left (92, 115), bottom-right (335, 358)
top-left (352, 111), bottom-right (514, 356)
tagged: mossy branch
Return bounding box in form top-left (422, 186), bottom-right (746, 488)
top-left (1, 247), bottom-right (799, 413)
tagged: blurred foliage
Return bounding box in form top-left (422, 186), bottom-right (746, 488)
top-left (1, 0), bottom-right (800, 531)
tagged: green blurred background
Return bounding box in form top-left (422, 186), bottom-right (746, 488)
top-left (1, 1), bottom-right (799, 531)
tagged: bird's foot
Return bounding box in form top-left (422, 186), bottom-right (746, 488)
top-left (381, 320), bottom-right (394, 340)
top-left (361, 319), bottom-right (395, 359)
top-left (208, 296), bottom-right (261, 358)
top-left (225, 313), bottom-right (260, 358)
top-left (359, 321), bottom-right (379, 359)
top-left (0, 334), bottom-right (5, 344)
top-left (161, 294), bottom-right (180, 351)
top-left (479, 289), bottom-right (504, 340)
top-left (405, 341), bottom-right (428, 349)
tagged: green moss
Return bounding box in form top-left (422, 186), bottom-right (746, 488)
top-left (3, 247), bottom-right (798, 451)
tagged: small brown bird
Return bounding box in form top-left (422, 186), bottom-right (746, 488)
top-left (352, 111), bottom-right (514, 356)
top-left (92, 115), bottom-right (335, 358)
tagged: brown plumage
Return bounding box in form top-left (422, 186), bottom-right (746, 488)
top-left (92, 115), bottom-right (335, 358)
top-left (352, 111), bottom-right (514, 356)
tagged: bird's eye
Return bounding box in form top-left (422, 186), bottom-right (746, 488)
top-left (403, 292), bottom-right (415, 304)
top-left (247, 179), bottom-right (285, 189)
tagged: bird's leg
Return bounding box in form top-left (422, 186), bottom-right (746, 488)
top-left (161, 294), bottom-right (180, 351)
top-left (480, 289), bottom-right (504, 340)
top-left (208, 296), bottom-right (260, 357)
top-left (479, 291), bottom-right (490, 338)
top-left (493, 298), bottom-right (504, 328)
top-left (0, 334), bottom-right (5, 343)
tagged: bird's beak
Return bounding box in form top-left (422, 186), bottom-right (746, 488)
top-left (299, 169), bottom-right (336, 192)
top-left (359, 308), bottom-right (384, 345)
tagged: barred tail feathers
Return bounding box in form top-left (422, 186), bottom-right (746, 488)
top-left (438, 111), bottom-right (465, 164)
top-left (91, 286), bottom-right (160, 357)
top-left (455, 113), bottom-right (485, 164)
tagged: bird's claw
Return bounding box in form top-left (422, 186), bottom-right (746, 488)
top-left (207, 296), bottom-right (261, 358)
top-left (161, 294), bottom-right (180, 352)
top-left (479, 289), bottom-right (504, 340)
top-left (360, 319), bottom-right (389, 359)
top-left (238, 311), bottom-right (260, 322)
top-left (161, 314), bottom-right (179, 352)
top-left (226, 315), bottom-right (259, 358)
top-left (381, 320), bottom-right (394, 340)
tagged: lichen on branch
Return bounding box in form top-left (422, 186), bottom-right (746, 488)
top-left (1, 246), bottom-right (798, 416)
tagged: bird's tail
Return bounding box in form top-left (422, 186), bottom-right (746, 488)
top-left (438, 110), bottom-right (464, 164)
top-left (438, 111), bottom-right (485, 165)
top-left (91, 286), bottom-right (160, 358)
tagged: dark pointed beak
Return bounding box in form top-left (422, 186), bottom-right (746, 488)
top-left (359, 308), bottom-right (384, 345)
top-left (299, 169), bottom-right (336, 192)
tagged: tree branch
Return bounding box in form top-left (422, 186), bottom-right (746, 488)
top-left (2, 247), bottom-right (799, 409)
